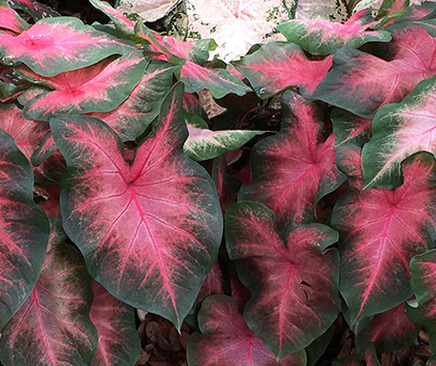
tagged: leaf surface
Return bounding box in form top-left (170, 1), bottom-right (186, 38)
top-left (332, 149), bottom-right (436, 332)
top-left (90, 0), bottom-right (136, 35)
top-left (89, 281), bottom-right (141, 366)
top-left (0, 217), bottom-right (97, 366)
top-left (187, 295), bottom-right (307, 366)
top-left (17, 51), bottom-right (148, 122)
top-left (239, 90), bottom-right (345, 230)
top-left (226, 202), bottom-right (340, 357)
top-left (233, 42), bottom-right (333, 98)
top-left (316, 24), bottom-right (436, 119)
top-left (50, 83), bottom-right (222, 329)
top-left (7, 0), bottom-right (59, 20)
top-left (331, 108), bottom-right (372, 148)
top-left (278, 10), bottom-right (391, 55)
top-left (117, 0), bottom-right (178, 22)
top-left (0, 1), bottom-right (29, 33)
top-left (0, 126), bottom-right (49, 331)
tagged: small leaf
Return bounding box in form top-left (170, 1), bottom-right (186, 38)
top-left (31, 130), bottom-right (56, 166)
top-left (226, 202), bottom-right (340, 357)
top-left (331, 108), bottom-right (372, 148)
top-left (7, 0), bottom-right (59, 20)
top-left (0, 1), bottom-right (29, 33)
top-left (0, 217), bottom-right (98, 366)
top-left (117, 0), bottom-right (178, 22)
top-left (90, 0), bottom-right (136, 35)
top-left (233, 42), bottom-right (333, 98)
top-left (0, 17), bottom-right (137, 76)
top-left (187, 295), bottom-right (307, 365)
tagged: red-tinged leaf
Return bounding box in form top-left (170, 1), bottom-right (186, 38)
top-left (212, 156), bottom-right (242, 214)
top-left (356, 303), bottom-right (419, 354)
top-left (316, 24), bottom-right (436, 119)
top-left (187, 295), bottom-right (307, 366)
top-left (0, 217), bottom-right (98, 366)
top-left (7, 0), bottom-right (59, 20)
top-left (34, 184), bottom-right (60, 218)
top-left (196, 259), bottom-right (224, 305)
top-left (0, 127), bottom-right (49, 331)
top-left (228, 263), bottom-right (251, 311)
top-left (0, 1), bottom-right (29, 33)
top-left (233, 42), bottom-right (333, 99)
top-left (31, 130), bottom-right (56, 166)
top-left (17, 51), bottom-right (148, 122)
top-left (331, 108), bottom-right (372, 148)
top-left (277, 10), bottom-right (391, 55)
top-left (0, 80), bottom-right (28, 102)
top-left (50, 83), bottom-right (222, 329)
top-left (332, 355), bottom-right (364, 366)
top-left (239, 90), bottom-right (345, 230)
top-left (89, 281), bottom-right (141, 366)
top-left (407, 249), bottom-right (436, 353)
top-left (226, 202), bottom-right (340, 357)
top-left (361, 74), bottom-right (436, 190)
top-left (0, 103), bottom-right (66, 185)
top-left (89, 0), bottom-right (136, 35)
top-left (87, 60), bottom-right (176, 141)
top-left (364, 343), bottom-right (382, 366)
top-left (336, 145), bottom-right (364, 191)
top-left (0, 17), bottom-right (137, 76)
top-left (332, 151), bottom-right (436, 333)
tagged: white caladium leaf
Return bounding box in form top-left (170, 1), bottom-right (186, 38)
top-left (117, 0), bottom-right (178, 22)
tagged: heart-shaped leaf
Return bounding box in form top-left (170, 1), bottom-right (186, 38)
top-left (226, 202), bottom-right (340, 357)
top-left (233, 42), bottom-right (333, 99)
top-left (0, 217), bottom-right (98, 366)
top-left (17, 51), bottom-right (148, 122)
top-left (187, 295), bottom-right (307, 365)
top-left (0, 126), bottom-right (49, 331)
top-left (239, 90), bottom-right (345, 230)
top-left (332, 148), bottom-right (436, 333)
top-left (50, 83), bottom-right (222, 330)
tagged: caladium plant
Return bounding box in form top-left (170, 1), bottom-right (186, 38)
top-left (3, 0), bottom-right (436, 365)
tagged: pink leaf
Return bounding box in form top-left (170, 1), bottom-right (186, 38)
top-left (0, 2), bottom-right (29, 33)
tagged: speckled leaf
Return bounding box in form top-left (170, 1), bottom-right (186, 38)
top-left (87, 60), bottom-right (176, 141)
top-left (184, 124), bottom-right (264, 161)
top-left (187, 295), bottom-right (307, 365)
top-left (316, 24), bottom-right (436, 119)
top-left (362, 74), bottom-right (436, 189)
top-left (332, 150), bottom-right (436, 333)
top-left (117, 0), bottom-right (178, 22)
top-left (7, 0), bottom-right (59, 20)
top-left (17, 51), bottom-right (148, 122)
top-left (278, 10), bottom-right (391, 55)
top-left (233, 42), bottom-right (333, 99)
top-left (90, 0), bottom-right (136, 35)
top-left (331, 108), bottom-right (372, 148)
top-left (226, 202), bottom-right (340, 357)
top-left (239, 90), bottom-right (345, 230)
top-left (0, 1), bottom-right (29, 33)
top-left (0, 217), bottom-right (98, 366)
top-left (0, 127), bottom-right (49, 332)
top-left (50, 83), bottom-right (222, 330)
top-left (89, 281), bottom-right (141, 366)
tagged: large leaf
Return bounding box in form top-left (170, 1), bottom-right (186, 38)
top-left (0, 217), bottom-right (98, 365)
top-left (7, 0), bottom-right (59, 20)
top-left (362, 74), bottom-right (436, 189)
top-left (50, 83), bottom-right (222, 330)
top-left (0, 1), bottom-right (29, 33)
top-left (332, 148), bottom-right (436, 333)
top-left (315, 23), bottom-right (436, 119)
top-left (17, 51), bottom-right (148, 122)
top-left (278, 10), bottom-right (391, 55)
top-left (0, 103), bottom-right (65, 185)
top-left (0, 17), bottom-right (137, 76)
top-left (239, 90), bottom-right (345, 230)
top-left (407, 249), bottom-right (436, 353)
top-left (233, 42), bottom-right (333, 99)
top-left (87, 60), bottom-right (176, 141)
top-left (226, 201), bottom-right (340, 358)
top-left (187, 295), bottom-right (307, 366)
top-left (0, 127), bottom-right (49, 331)
top-left (89, 281), bottom-right (141, 366)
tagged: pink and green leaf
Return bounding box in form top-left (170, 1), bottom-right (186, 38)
top-left (0, 17), bottom-right (137, 76)
top-left (187, 295), bottom-right (307, 366)
top-left (233, 42), bottom-right (333, 99)
top-left (212, 156), bottom-right (242, 214)
top-left (87, 60), bottom-right (177, 141)
top-left (31, 130), bottom-right (56, 167)
top-left (331, 108), bottom-right (373, 148)
top-left (362, 73), bottom-right (436, 189)
top-left (7, 0), bottom-right (59, 20)
top-left (226, 201), bottom-right (340, 358)
top-left (0, 1), bottom-right (29, 33)
top-left (89, 0), bottom-right (136, 35)
top-left (17, 51), bottom-right (148, 122)
top-left (195, 259), bottom-right (224, 306)
top-left (315, 24), bottom-right (436, 119)
top-left (239, 90), bottom-right (345, 230)
top-left (50, 83), bottom-right (222, 330)
top-left (0, 126), bottom-right (49, 331)
top-left (89, 281), bottom-right (141, 366)
top-left (277, 10), bottom-right (391, 55)
top-left (0, 217), bottom-right (98, 365)
top-left (332, 151), bottom-right (436, 333)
